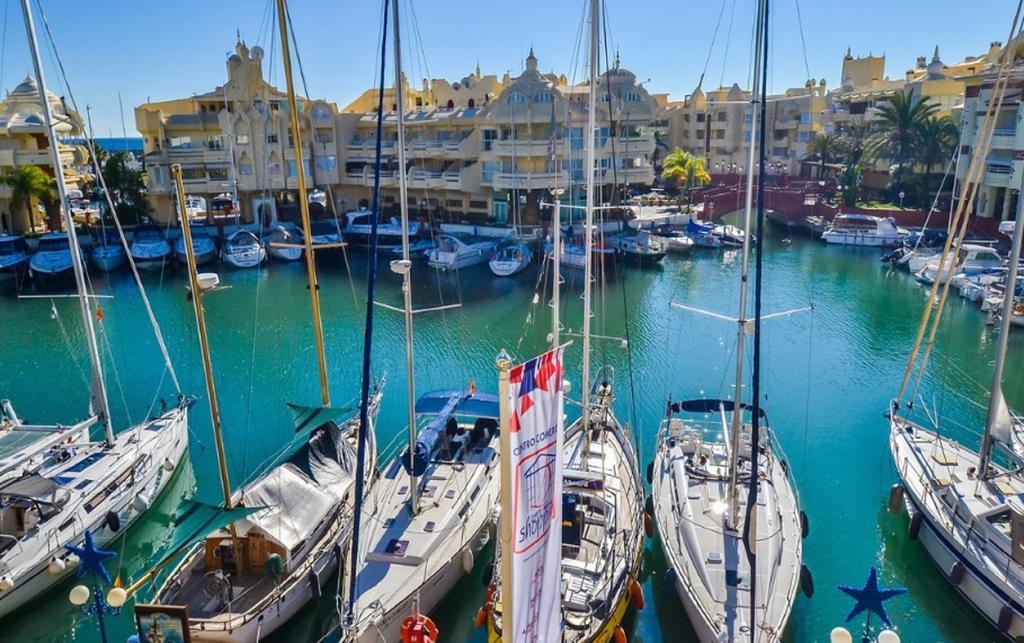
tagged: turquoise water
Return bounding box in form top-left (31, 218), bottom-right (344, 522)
top-left (1, 222), bottom-right (1019, 642)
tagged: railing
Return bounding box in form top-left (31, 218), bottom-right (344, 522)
top-left (994, 128), bottom-right (1017, 137)
top-left (987, 163), bottom-right (1013, 175)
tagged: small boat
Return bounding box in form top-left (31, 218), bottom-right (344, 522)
top-left (611, 228), bottom-right (667, 263)
top-left (29, 232), bottom-right (75, 281)
top-left (821, 213), bottom-right (908, 247)
top-left (391, 236), bottom-right (435, 260)
top-left (184, 195), bottom-right (207, 220)
top-left (267, 224), bottom-right (304, 261)
top-left (914, 243), bottom-right (1004, 285)
top-left (714, 222), bottom-right (752, 247)
top-left (220, 230), bottom-right (266, 268)
top-left (488, 239), bottom-right (533, 276)
top-left (0, 235), bottom-right (30, 283)
top-left (174, 225), bottom-right (217, 266)
top-left (650, 224), bottom-right (695, 254)
top-left (687, 220), bottom-right (725, 248)
top-left (427, 233), bottom-right (497, 271)
top-left (89, 227), bottom-right (127, 272)
top-left (130, 223), bottom-right (172, 270)
top-left (309, 189), bottom-right (328, 207)
top-left (343, 208), bottom-right (421, 250)
top-left (208, 193), bottom-right (237, 219)
top-left (307, 219), bottom-right (343, 246)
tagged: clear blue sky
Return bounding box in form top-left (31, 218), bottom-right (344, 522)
top-left (2, 0), bottom-right (1014, 136)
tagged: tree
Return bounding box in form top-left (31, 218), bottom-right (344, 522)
top-left (913, 115), bottom-right (959, 201)
top-left (661, 148), bottom-right (711, 209)
top-left (806, 133), bottom-right (843, 180)
top-left (101, 151), bottom-right (150, 224)
top-left (0, 165), bottom-right (53, 234)
top-left (839, 122), bottom-right (875, 166)
top-left (868, 91), bottom-right (940, 201)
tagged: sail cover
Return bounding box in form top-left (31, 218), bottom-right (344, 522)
top-left (401, 390), bottom-right (501, 476)
top-left (672, 398), bottom-right (768, 419)
top-left (403, 394), bottom-right (463, 476)
top-left (241, 463), bottom-right (347, 552)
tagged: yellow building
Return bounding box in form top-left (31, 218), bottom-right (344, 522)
top-left (0, 76), bottom-right (88, 233)
top-left (135, 40), bottom-right (346, 223)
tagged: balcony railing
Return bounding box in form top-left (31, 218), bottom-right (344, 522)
top-left (986, 162), bottom-right (1013, 175)
top-left (492, 171), bottom-right (568, 190)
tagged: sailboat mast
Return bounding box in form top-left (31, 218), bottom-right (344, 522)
top-left (581, 0), bottom-right (598, 434)
top-left (725, 0), bottom-right (766, 530)
top-left (20, 0), bottom-right (113, 445)
top-left (392, 0), bottom-right (420, 515)
top-left (551, 193), bottom-right (562, 349)
top-left (172, 165), bottom-right (234, 510)
top-left (276, 0), bottom-right (331, 407)
top-left (979, 171), bottom-right (1024, 477)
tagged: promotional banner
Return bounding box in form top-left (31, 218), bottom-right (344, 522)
top-left (507, 346), bottom-right (564, 643)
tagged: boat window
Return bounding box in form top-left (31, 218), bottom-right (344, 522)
top-left (988, 509), bottom-right (1012, 537)
top-left (37, 237), bottom-right (67, 250)
top-left (384, 539), bottom-right (408, 556)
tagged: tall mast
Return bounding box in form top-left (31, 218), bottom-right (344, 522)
top-left (551, 191), bottom-right (563, 349)
top-left (979, 170), bottom-right (1024, 477)
top-left (21, 0), bottom-right (113, 445)
top-left (581, 0), bottom-right (598, 435)
top-left (392, 0), bottom-right (419, 515)
top-left (276, 0), bottom-right (331, 407)
top-left (223, 84), bottom-right (239, 222)
top-left (726, 0), bottom-right (766, 531)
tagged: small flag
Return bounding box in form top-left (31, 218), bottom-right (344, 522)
top-left (95, 305), bottom-right (104, 322)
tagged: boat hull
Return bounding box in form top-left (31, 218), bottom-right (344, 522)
top-left (428, 250), bottom-right (492, 271)
top-left (0, 257), bottom-right (29, 283)
top-left (221, 248), bottom-right (266, 269)
top-left (821, 232), bottom-right (902, 247)
top-left (28, 254), bottom-right (74, 281)
top-left (268, 246), bottom-right (303, 261)
top-left (344, 230), bottom-right (407, 251)
top-left (174, 245), bottom-right (216, 266)
top-left (489, 258), bottom-right (530, 276)
top-left (90, 247), bottom-right (127, 272)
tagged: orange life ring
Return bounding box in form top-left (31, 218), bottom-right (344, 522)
top-left (400, 614), bottom-right (438, 643)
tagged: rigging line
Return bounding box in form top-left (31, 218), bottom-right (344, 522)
top-left (699, 0), bottom-right (729, 88)
top-left (718, 0), bottom-right (738, 90)
top-left (791, 0), bottom-right (811, 82)
top-left (284, 0), bottom-right (311, 99)
top-left (32, 0), bottom-right (182, 394)
top-left (0, 0), bottom-right (7, 96)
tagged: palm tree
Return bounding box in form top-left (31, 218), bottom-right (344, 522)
top-left (806, 133), bottom-right (843, 180)
top-left (914, 115), bottom-right (959, 198)
top-left (869, 90), bottom-right (940, 199)
top-left (661, 148), bottom-right (711, 209)
top-left (838, 122), bottom-right (875, 166)
top-left (0, 165), bottom-right (54, 234)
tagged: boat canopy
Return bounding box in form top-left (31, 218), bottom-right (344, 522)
top-left (240, 463), bottom-right (345, 553)
top-left (687, 220), bottom-right (714, 235)
top-left (414, 390), bottom-right (499, 417)
top-left (668, 398), bottom-right (768, 419)
top-left (402, 390), bottom-right (500, 476)
top-left (0, 474), bottom-right (61, 505)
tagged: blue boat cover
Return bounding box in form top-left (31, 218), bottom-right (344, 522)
top-left (402, 390), bottom-right (500, 476)
top-left (671, 398), bottom-right (767, 419)
top-left (687, 220), bottom-right (714, 235)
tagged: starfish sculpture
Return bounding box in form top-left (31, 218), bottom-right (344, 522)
top-left (838, 566), bottom-right (907, 628)
top-left (65, 530), bottom-right (116, 585)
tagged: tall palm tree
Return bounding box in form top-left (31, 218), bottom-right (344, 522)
top-left (869, 90), bottom-right (940, 198)
top-left (661, 148), bottom-right (711, 208)
top-left (839, 122), bottom-right (875, 166)
top-left (914, 115), bottom-right (959, 198)
top-left (0, 165), bottom-right (54, 234)
top-left (806, 133), bottom-right (843, 179)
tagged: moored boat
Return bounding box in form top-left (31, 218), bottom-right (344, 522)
top-left (130, 223), bottom-right (172, 270)
top-left (0, 235), bottom-right (30, 283)
top-left (821, 213), bottom-right (908, 247)
top-left (427, 232), bottom-right (497, 271)
top-left (28, 232), bottom-right (76, 281)
top-left (174, 225), bottom-right (217, 266)
top-left (220, 230), bottom-right (266, 268)
top-left (267, 223), bottom-right (304, 261)
top-left (489, 239), bottom-right (533, 276)
top-left (89, 227), bottom-right (126, 272)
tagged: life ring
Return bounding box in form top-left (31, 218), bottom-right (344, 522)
top-left (400, 614), bottom-right (438, 643)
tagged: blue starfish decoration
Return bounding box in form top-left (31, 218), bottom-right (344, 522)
top-left (65, 530), bottom-right (115, 585)
top-left (838, 566), bottom-right (907, 628)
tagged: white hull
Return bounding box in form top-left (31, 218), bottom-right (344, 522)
top-left (269, 246), bottom-right (303, 261)
top-left (131, 241), bottom-right (172, 270)
top-left (655, 236), bottom-right (695, 254)
top-left (90, 247), bottom-right (127, 272)
top-left (221, 248), bottom-right (266, 269)
top-left (488, 258), bottom-right (529, 276)
top-left (821, 232), bottom-right (900, 247)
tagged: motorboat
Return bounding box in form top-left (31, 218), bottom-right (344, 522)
top-left (650, 223), bottom-right (695, 254)
top-left (488, 239), bottom-right (533, 276)
top-left (29, 232), bottom-right (75, 281)
top-left (915, 243), bottom-right (1004, 285)
top-left (611, 228), bottom-right (667, 264)
top-left (267, 224), bottom-right (304, 261)
top-left (89, 227), bottom-right (127, 272)
top-left (427, 233), bottom-right (497, 271)
top-left (391, 236), bottom-right (435, 260)
top-left (687, 220), bottom-right (724, 248)
top-left (343, 208), bottom-right (421, 250)
top-left (309, 189), bottom-right (328, 207)
top-left (342, 390), bottom-right (500, 642)
top-left (130, 223), bottom-right (172, 270)
top-left (184, 195), bottom-right (207, 220)
top-left (221, 230), bottom-right (266, 268)
top-left (821, 213), bottom-right (908, 247)
top-left (0, 235), bottom-right (30, 283)
top-left (307, 219), bottom-right (343, 246)
top-left (652, 400), bottom-right (804, 642)
top-left (174, 225), bottom-right (217, 266)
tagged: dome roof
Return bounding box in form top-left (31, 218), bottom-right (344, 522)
top-left (10, 76), bottom-right (39, 96)
top-left (926, 46), bottom-right (946, 80)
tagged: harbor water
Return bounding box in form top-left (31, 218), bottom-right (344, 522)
top-left (0, 221), bottom-right (1017, 642)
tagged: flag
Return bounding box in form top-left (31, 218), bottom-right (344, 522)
top-left (506, 345), bottom-right (564, 643)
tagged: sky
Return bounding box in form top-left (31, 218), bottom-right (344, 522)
top-left (1, 0), bottom-right (1015, 136)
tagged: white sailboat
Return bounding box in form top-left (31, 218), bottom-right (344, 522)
top-left (652, 3), bottom-right (806, 640)
top-left (0, 0), bottom-right (190, 618)
top-left (337, 4), bottom-right (500, 640)
top-left (888, 29), bottom-right (1024, 638)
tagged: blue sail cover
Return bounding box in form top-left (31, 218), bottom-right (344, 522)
top-left (687, 220), bottom-right (714, 235)
top-left (671, 398), bottom-right (768, 419)
top-left (401, 390), bottom-right (500, 476)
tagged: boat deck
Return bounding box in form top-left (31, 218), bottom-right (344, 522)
top-left (168, 563), bottom-right (278, 619)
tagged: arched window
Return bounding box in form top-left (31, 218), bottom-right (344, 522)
top-left (625, 91), bottom-right (642, 102)
top-left (468, 98), bottom-right (476, 108)
top-left (446, 99), bottom-right (455, 109)
top-left (534, 92), bottom-right (554, 104)
top-left (506, 92), bottom-right (527, 105)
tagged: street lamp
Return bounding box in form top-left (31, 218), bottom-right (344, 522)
top-left (66, 530), bottom-right (120, 643)
top-left (898, 190), bottom-right (906, 209)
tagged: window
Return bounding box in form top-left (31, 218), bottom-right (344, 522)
top-left (594, 127), bottom-right (609, 148)
top-left (169, 136), bottom-right (192, 149)
top-left (772, 147), bottom-right (787, 157)
top-left (624, 91), bottom-right (642, 102)
top-left (150, 167), bottom-right (164, 185)
top-left (534, 92), bottom-right (554, 104)
top-left (235, 134), bottom-right (250, 145)
top-left (716, 112), bottom-right (726, 121)
top-left (482, 160), bottom-right (501, 182)
top-left (238, 163), bottom-right (254, 176)
top-left (797, 131), bottom-right (811, 143)
top-left (180, 167), bottom-right (204, 180)
top-left (696, 113), bottom-right (706, 123)
top-left (713, 130), bottom-right (725, 140)
top-left (743, 131), bottom-right (751, 143)
top-left (800, 112), bottom-right (812, 124)
top-left (208, 167), bottom-right (228, 181)
top-left (315, 131), bottom-right (334, 144)
top-left (482, 129), bottom-right (498, 151)
top-left (316, 154), bottom-right (337, 171)
top-left (208, 137), bottom-right (223, 150)
top-left (506, 92), bottom-right (527, 105)
top-left (563, 158), bottom-right (583, 182)
top-left (267, 134), bottom-right (279, 144)
top-left (743, 113), bottom-right (752, 124)
top-left (569, 127), bottom-right (583, 151)
top-left (270, 162), bottom-right (282, 175)
top-left (287, 159), bottom-right (312, 177)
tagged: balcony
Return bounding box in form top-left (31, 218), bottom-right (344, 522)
top-left (409, 170), bottom-right (443, 189)
top-left (985, 161), bottom-right (1013, 187)
top-left (991, 127), bottom-right (1017, 149)
top-left (615, 136), bottom-right (656, 155)
top-left (492, 171), bottom-right (568, 190)
top-left (341, 168), bottom-right (396, 188)
top-left (406, 139), bottom-right (445, 159)
top-left (598, 167), bottom-right (654, 185)
top-left (443, 170), bottom-right (463, 191)
top-left (491, 139), bottom-right (563, 157)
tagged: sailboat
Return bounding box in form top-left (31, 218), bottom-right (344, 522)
top-left (336, 4), bottom-right (500, 640)
top-left (90, 225), bottom-right (127, 272)
top-left (888, 25), bottom-right (1024, 639)
top-left (488, 4), bottom-right (645, 639)
top-left (0, 0), bottom-right (190, 618)
top-left (173, 224), bottom-right (217, 266)
top-left (129, 222), bottom-right (172, 270)
top-left (489, 237), bottom-right (533, 277)
top-left (144, 4), bottom-right (380, 638)
top-left (652, 2), bottom-right (806, 640)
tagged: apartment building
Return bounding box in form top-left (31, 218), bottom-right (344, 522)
top-left (0, 76), bottom-right (88, 233)
top-left (336, 49), bottom-right (661, 223)
top-left (135, 40), bottom-right (346, 223)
